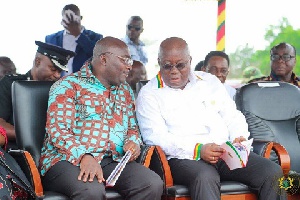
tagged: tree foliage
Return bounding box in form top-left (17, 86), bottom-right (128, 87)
top-left (228, 17), bottom-right (300, 79)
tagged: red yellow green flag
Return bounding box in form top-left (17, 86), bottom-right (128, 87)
top-left (217, 0), bottom-right (226, 51)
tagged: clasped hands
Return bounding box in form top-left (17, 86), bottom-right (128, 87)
top-left (200, 136), bottom-right (246, 164)
top-left (78, 141), bottom-right (140, 183)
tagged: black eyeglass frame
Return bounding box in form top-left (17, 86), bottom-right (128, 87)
top-left (101, 52), bottom-right (133, 66)
top-left (270, 54), bottom-right (295, 62)
top-left (127, 25), bottom-right (142, 31)
top-left (161, 61), bottom-right (190, 71)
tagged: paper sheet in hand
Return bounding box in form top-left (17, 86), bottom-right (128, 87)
top-left (220, 138), bottom-right (253, 170)
top-left (106, 150), bottom-right (132, 187)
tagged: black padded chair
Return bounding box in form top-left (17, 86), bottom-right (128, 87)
top-left (10, 80), bottom-right (155, 200)
top-left (136, 80), bottom-right (149, 97)
top-left (235, 81), bottom-right (300, 199)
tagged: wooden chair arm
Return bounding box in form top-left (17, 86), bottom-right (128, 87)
top-left (137, 145), bottom-right (155, 168)
top-left (154, 146), bottom-right (174, 188)
top-left (253, 141), bottom-right (290, 176)
top-left (261, 141), bottom-right (273, 158)
top-left (271, 142), bottom-right (290, 176)
top-left (9, 150), bottom-right (44, 197)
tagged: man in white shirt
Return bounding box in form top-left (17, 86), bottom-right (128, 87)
top-left (136, 37), bottom-right (286, 200)
top-left (202, 51), bottom-right (236, 100)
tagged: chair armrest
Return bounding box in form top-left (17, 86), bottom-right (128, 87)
top-left (271, 142), bottom-right (290, 176)
top-left (252, 141), bottom-right (290, 176)
top-left (136, 144), bottom-right (155, 167)
top-left (9, 149), bottom-right (44, 198)
top-left (148, 146), bottom-right (174, 190)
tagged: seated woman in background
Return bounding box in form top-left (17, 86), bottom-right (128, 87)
top-left (0, 126), bottom-right (35, 199)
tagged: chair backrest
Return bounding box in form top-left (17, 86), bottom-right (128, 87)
top-left (235, 81), bottom-right (300, 172)
top-left (12, 80), bottom-right (54, 165)
top-left (136, 80), bottom-right (149, 96)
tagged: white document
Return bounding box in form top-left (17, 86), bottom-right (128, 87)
top-left (106, 150), bottom-right (132, 187)
top-left (220, 138), bottom-right (253, 170)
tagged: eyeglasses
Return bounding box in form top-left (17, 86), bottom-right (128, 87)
top-left (270, 54), bottom-right (295, 62)
top-left (102, 52), bottom-right (133, 66)
top-left (161, 61), bottom-right (189, 71)
top-left (127, 25), bottom-right (141, 31)
top-left (207, 68), bottom-right (229, 76)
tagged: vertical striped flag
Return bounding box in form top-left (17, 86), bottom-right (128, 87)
top-left (216, 0), bottom-right (226, 51)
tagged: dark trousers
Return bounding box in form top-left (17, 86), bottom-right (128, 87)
top-left (42, 158), bottom-right (163, 200)
top-left (169, 152), bottom-right (287, 200)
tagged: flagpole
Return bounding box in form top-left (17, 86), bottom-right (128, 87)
top-left (216, 0), bottom-right (226, 51)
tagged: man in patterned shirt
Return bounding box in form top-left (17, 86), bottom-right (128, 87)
top-left (257, 42), bottom-right (300, 87)
top-left (39, 36), bottom-right (163, 200)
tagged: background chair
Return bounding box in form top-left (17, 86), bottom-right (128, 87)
top-left (235, 81), bottom-right (300, 199)
top-left (11, 80), bottom-right (155, 200)
top-left (136, 80), bottom-right (149, 97)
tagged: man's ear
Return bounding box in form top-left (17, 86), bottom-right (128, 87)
top-left (157, 58), bottom-right (161, 67)
top-left (99, 54), bottom-right (107, 65)
top-left (202, 66), bottom-right (207, 72)
top-left (34, 57), bottom-right (41, 68)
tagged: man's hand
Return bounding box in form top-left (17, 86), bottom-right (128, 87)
top-left (62, 12), bottom-right (81, 37)
top-left (78, 154), bottom-right (105, 183)
top-left (200, 143), bottom-right (225, 164)
top-left (233, 136), bottom-right (247, 144)
top-left (123, 141), bottom-right (140, 161)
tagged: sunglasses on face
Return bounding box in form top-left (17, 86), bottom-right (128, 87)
top-left (161, 61), bottom-right (189, 71)
top-left (270, 54), bottom-right (295, 62)
top-left (127, 25), bottom-right (141, 31)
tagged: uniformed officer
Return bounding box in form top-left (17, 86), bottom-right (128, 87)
top-left (0, 41), bottom-right (76, 149)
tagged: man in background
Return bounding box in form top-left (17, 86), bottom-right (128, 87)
top-left (194, 60), bottom-right (204, 71)
top-left (0, 41), bottom-right (75, 149)
top-left (256, 42), bottom-right (300, 87)
top-left (126, 60), bottom-right (147, 97)
top-left (46, 4), bottom-right (103, 75)
top-left (203, 51), bottom-right (236, 100)
top-left (122, 16), bottom-right (148, 66)
top-left (0, 57), bottom-right (16, 79)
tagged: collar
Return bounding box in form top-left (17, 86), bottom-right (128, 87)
top-left (270, 71), bottom-right (300, 82)
top-left (154, 71), bottom-right (202, 89)
top-left (123, 35), bottom-right (145, 46)
top-left (63, 26), bottom-right (85, 36)
top-left (74, 61), bottom-right (118, 90)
